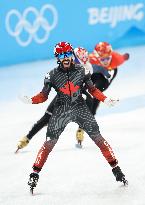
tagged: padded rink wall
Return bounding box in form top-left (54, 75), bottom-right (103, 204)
top-left (0, 0), bottom-right (145, 66)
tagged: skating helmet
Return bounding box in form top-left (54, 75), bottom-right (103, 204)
top-left (54, 41), bottom-right (74, 57)
top-left (94, 42), bottom-right (112, 58)
top-left (74, 47), bottom-right (89, 64)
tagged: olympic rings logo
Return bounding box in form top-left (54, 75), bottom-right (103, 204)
top-left (5, 4), bottom-right (58, 46)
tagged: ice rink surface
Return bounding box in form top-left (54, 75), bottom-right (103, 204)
top-left (0, 45), bottom-right (145, 205)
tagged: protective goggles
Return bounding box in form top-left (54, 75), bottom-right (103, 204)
top-left (99, 56), bottom-right (112, 62)
top-left (57, 51), bottom-right (73, 59)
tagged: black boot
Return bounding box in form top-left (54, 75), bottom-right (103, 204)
top-left (28, 172), bottom-right (39, 194)
top-left (112, 166), bottom-right (128, 185)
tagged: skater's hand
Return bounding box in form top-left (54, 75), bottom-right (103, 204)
top-left (17, 136), bottom-right (29, 149)
top-left (19, 95), bottom-right (32, 104)
top-left (123, 53), bottom-right (129, 61)
top-left (104, 98), bottom-right (119, 107)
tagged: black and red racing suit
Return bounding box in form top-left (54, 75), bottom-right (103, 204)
top-left (30, 63), bottom-right (118, 172)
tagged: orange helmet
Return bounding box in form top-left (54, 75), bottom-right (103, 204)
top-left (94, 42), bottom-right (112, 58)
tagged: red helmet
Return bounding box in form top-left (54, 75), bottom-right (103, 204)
top-left (54, 41), bottom-right (74, 57)
top-left (94, 42), bottom-right (112, 58)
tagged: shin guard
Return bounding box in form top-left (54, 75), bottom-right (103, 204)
top-left (93, 135), bottom-right (118, 167)
top-left (33, 139), bottom-right (58, 172)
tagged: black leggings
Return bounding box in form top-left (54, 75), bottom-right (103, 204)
top-left (26, 97), bottom-right (56, 140)
top-left (27, 113), bottom-right (51, 140)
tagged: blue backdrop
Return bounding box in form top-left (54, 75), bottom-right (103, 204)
top-left (0, 0), bottom-right (145, 66)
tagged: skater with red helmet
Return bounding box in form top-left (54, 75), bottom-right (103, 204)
top-left (74, 43), bottom-right (129, 145)
top-left (88, 41), bottom-right (129, 114)
top-left (90, 42), bottom-right (129, 70)
top-left (20, 41), bottom-right (128, 193)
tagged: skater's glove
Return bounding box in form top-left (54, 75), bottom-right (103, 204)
top-left (104, 98), bottom-right (119, 107)
top-left (19, 95), bottom-right (32, 104)
top-left (17, 136), bottom-right (29, 149)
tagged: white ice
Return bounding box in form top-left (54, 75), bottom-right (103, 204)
top-left (0, 45), bottom-right (145, 205)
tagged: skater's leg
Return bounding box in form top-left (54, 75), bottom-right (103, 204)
top-left (75, 102), bottom-right (118, 167)
top-left (17, 97), bottom-right (56, 150)
top-left (31, 104), bottom-right (71, 173)
top-left (75, 92), bottom-right (93, 146)
top-left (28, 138), bottom-right (58, 194)
top-left (84, 123), bottom-right (118, 167)
top-left (26, 96), bottom-right (57, 140)
top-left (16, 113), bottom-right (50, 152)
top-left (74, 101), bottom-right (127, 183)
top-left (27, 112), bottom-right (51, 140)
top-left (33, 138), bottom-right (58, 172)
top-left (91, 134), bottom-right (118, 167)
top-left (28, 105), bottom-right (71, 191)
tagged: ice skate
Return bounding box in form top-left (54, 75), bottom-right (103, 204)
top-left (76, 128), bottom-right (84, 148)
top-left (75, 142), bottom-right (83, 149)
top-left (28, 172), bottom-right (39, 194)
top-left (112, 166), bottom-right (128, 186)
top-left (15, 136), bottom-right (29, 153)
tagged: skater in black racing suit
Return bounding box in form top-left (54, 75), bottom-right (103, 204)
top-left (17, 53), bottom-right (117, 150)
top-left (19, 42), bottom-right (127, 191)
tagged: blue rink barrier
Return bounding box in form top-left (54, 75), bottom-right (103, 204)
top-left (0, 0), bottom-right (145, 66)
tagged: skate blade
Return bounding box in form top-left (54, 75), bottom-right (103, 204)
top-left (15, 147), bottom-right (20, 154)
top-left (30, 187), bottom-right (34, 195)
top-left (28, 181), bottom-right (37, 195)
top-left (122, 178), bottom-right (128, 186)
top-left (75, 144), bottom-right (83, 149)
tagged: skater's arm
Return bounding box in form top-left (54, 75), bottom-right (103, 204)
top-left (31, 91), bottom-right (48, 104)
top-left (88, 86), bottom-right (107, 102)
top-left (88, 84), bottom-right (119, 106)
top-left (31, 72), bottom-right (52, 104)
top-left (108, 52), bottom-right (129, 70)
top-left (84, 75), bottom-right (119, 106)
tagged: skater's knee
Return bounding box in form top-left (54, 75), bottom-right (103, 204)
top-left (45, 138), bottom-right (58, 145)
top-left (89, 131), bottom-right (101, 141)
top-left (37, 113), bottom-right (51, 126)
top-left (91, 134), bottom-right (107, 145)
top-left (46, 130), bottom-right (60, 141)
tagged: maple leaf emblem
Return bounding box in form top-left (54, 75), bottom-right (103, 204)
top-left (59, 81), bottom-right (80, 95)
